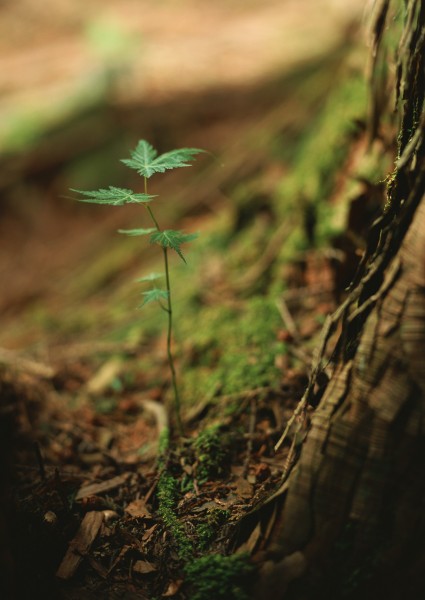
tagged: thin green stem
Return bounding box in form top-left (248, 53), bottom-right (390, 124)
top-left (143, 177), bottom-right (183, 435)
top-left (163, 247), bottom-right (183, 435)
top-left (144, 177), bottom-right (161, 230)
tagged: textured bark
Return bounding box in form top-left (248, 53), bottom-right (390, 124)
top-left (267, 197), bottom-right (425, 597)
top-left (259, 2), bottom-right (425, 598)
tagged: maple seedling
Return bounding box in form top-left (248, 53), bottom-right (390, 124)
top-left (72, 140), bottom-right (205, 434)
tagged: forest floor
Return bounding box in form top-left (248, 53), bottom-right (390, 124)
top-left (0, 3), bottom-right (386, 599)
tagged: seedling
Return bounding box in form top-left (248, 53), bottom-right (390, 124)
top-left (72, 140), bottom-right (205, 433)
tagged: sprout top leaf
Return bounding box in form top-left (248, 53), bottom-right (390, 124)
top-left (150, 230), bottom-right (199, 263)
top-left (121, 139), bottom-right (204, 178)
top-left (71, 186), bottom-right (154, 205)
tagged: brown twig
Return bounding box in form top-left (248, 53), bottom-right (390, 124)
top-left (274, 289), bottom-right (358, 452)
top-left (276, 298), bottom-right (312, 365)
top-left (144, 473), bottom-right (162, 504)
top-left (276, 298), bottom-right (302, 344)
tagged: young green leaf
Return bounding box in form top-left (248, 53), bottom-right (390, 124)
top-left (140, 288), bottom-right (169, 307)
top-left (135, 272), bottom-right (163, 283)
top-left (121, 140), bottom-right (204, 178)
top-left (71, 186), bottom-right (154, 205)
top-left (118, 227), bottom-right (157, 237)
top-left (150, 230), bottom-right (199, 263)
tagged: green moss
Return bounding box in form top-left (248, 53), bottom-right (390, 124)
top-left (180, 368), bottom-right (220, 406)
top-left (179, 297), bottom-right (283, 405)
top-left (185, 553), bottom-right (254, 600)
top-left (194, 425), bottom-right (230, 482)
top-left (157, 471), bottom-right (192, 561)
top-left (157, 427), bottom-right (170, 468)
top-left (175, 75), bottom-right (371, 414)
top-left (214, 297), bottom-right (283, 395)
top-left (155, 429), bottom-right (194, 560)
top-left (273, 73), bottom-right (368, 251)
top-left (196, 509), bottom-right (230, 551)
top-left (279, 74), bottom-right (366, 204)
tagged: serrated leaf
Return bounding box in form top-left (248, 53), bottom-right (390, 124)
top-left (150, 230), bottom-right (198, 263)
top-left (71, 186), bottom-right (154, 205)
top-left (135, 272), bottom-right (163, 283)
top-left (121, 140), bottom-right (157, 177)
top-left (121, 140), bottom-right (205, 178)
top-left (140, 288), bottom-right (169, 307)
top-left (118, 227), bottom-right (157, 237)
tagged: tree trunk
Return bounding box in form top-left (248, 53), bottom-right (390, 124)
top-left (258, 2), bottom-right (425, 598)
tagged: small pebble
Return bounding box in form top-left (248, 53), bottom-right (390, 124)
top-left (43, 511), bottom-right (58, 525)
top-left (102, 510), bottom-right (119, 522)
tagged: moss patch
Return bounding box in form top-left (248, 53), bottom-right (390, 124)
top-left (185, 553), bottom-right (254, 600)
top-left (193, 424), bottom-right (231, 482)
top-left (157, 472), bottom-right (192, 559)
top-left (179, 296), bottom-right (284, 406)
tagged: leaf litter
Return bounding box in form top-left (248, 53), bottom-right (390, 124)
top-left (2, 243), bottom-right (339, 599)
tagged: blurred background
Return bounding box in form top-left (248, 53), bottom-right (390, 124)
top-left (0, 0), bottom-right (366, 352)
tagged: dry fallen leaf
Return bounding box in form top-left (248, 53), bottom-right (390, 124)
top-left (75, 473), bottom-right (130, 501)
top-left (233, 477), bottom-right (254, 499)
top-left (56, 511), bottom-right (104, 580)
top-left (162, 579), bottom-right (183, 597)
top-left (133, 560), bottom-right (157, 574)
top-left (142, 524), bottom-right (158, 541)
top-left (125, 498), bottom-right (152, 519)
